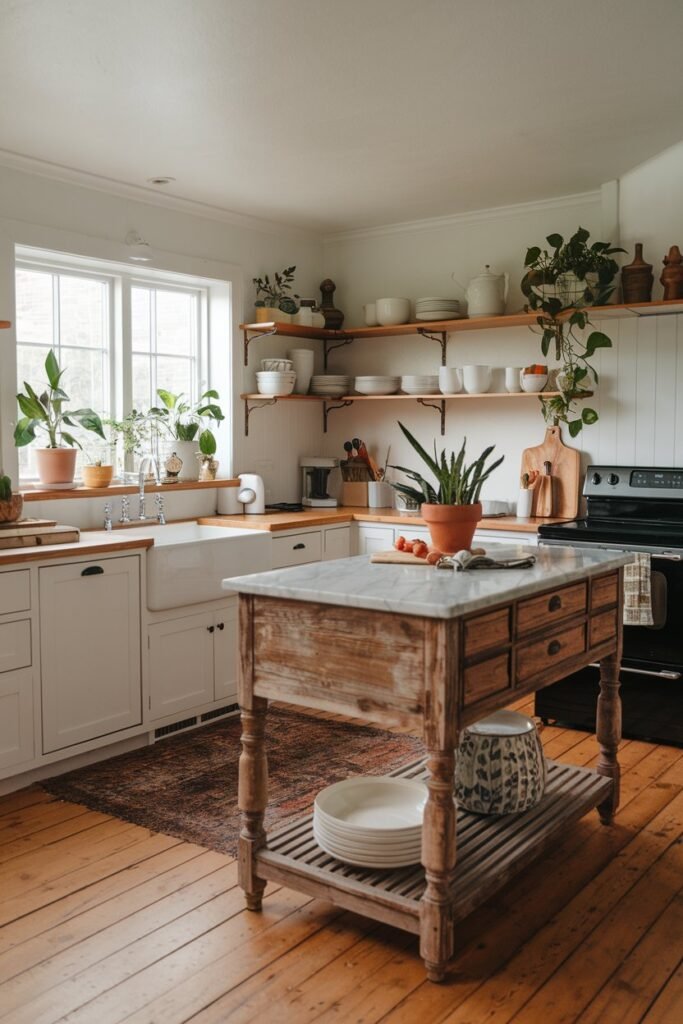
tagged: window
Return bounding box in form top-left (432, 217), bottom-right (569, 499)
top-left (14, 254), bottom-right (206, 479)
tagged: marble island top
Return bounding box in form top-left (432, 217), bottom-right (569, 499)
top-left (226, 544), bottom-right (631, 619)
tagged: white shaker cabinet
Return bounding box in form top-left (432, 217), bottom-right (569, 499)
top-left (148, 603), bottom-right (238, 720)
top-left (354, 524), bottom-right (395, 555)
top-left (40, 556), bottom-right (142, 753)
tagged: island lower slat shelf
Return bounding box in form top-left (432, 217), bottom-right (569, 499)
top-left (255, 758), bottom-right (612, 933)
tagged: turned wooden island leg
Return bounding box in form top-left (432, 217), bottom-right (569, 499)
top-left (596, 651), bottom-right (622, 825)
top-left (420, 747), bottom-right (457, 982)
top-left (238, 697), bottom-right (268, 909)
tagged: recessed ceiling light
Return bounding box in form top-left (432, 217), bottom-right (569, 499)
top-left (147, 176), bottom-right (175, 186)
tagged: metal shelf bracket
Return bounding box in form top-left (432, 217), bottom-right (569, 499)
top-left (323, 336), bottom-right (354, 370)
top-left (243, 324), bottom-right (277, 366)
top-left (323, 399), bottom-right (354, 433)
top-left (416, 329), bottom-right (448, 366)
top-left (244, 397), bottom-right (277, 436)
top-left (417, 397), bottom-right (446, 435)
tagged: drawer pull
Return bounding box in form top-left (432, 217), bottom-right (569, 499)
top-left (216, 622), bottom-right (225, 631)
top-left (207, 625), bottom-right (215, 634)
top-left (293, 543), bottom-right (306, 550)
top-left (547, 639), bottom-right (562, 656)
top-left (81, 566), bottom-right (104, 577)
top-left (548, 595), bottom-right (562, 611)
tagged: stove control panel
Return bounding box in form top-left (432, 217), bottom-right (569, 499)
top-left (585, 465), bottom-right (683, 499)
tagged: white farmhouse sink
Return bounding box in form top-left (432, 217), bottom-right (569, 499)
top-left (121, 523), bottom-right (272, 610)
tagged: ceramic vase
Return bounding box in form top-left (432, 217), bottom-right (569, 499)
top-left (661, 245), bottom-right (683, 300)
top-left (288, 349), bottom-right (315, 394)
top-left (0, 494), bottom-right (23, 523)
top-left (82, 465), bottom-right (114, 488)
top-left (455, 712), bottom-right (547, 815)
top-left (172, 440), bottom-right (200, 482)
top-left (621, 243), bottom-right (654, 303)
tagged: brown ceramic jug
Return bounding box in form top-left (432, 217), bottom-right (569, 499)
top-left (621, 243), bottom-right (653, 303)
top-left (319, 279), bottom-right (344, 329)
top-left (661, 245), bottom-right (683, 300)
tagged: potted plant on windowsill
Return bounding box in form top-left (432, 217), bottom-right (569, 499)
top-left (253, 265), bottom-right (298, 323)
top-left (389, 422), bottom-right (504, 554)
top-left (148, 388), bottom-right (225, 482)
top-left (14, 349), bottom-right (106, 486)
top-left (0, 473), bottom-right (23, 523)
top-left (81, 435), bottom-right (117, 488)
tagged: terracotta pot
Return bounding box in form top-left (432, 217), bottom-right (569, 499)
top-left (420, 502), bottom-right (482, 554)
top-left (35, 447), bottom-right (77, 485)
top-left (0, 494), bottom-right (23, 523)
top-left (254, 305), bottom-right (291, 324)
top-left (82, 465), bottom-right (114, 488)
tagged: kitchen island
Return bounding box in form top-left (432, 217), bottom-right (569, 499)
top-left (229, 545), bottom-right (629, 982)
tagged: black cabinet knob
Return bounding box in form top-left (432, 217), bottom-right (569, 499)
top-left (548, 595), bottom-right (562, 612)
top-left (216, 622), bottom-right (225, 631)
top-left (547, 639), bottom-right (562, 656)
top-left (207, 625), bottom-right (215, 633)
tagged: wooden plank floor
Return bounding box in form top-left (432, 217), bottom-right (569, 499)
top-left (0, 699), bottom-right (681, 1024)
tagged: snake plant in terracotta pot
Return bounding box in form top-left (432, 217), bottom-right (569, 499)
top-left (389, 422), bottom-right (504, 554)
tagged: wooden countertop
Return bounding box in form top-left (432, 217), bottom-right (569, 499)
top-left (22, 479), bottom-right (239, 502)
top-left (0, 531), bottom-right (154, 567)
top-left (198, 508), bottom-right (569, 533)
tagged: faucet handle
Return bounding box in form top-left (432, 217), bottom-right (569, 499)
top-left (103, 501), bottom-right (113, 532)
top-left (155, 492), bottom-right (166, 525)
top-left (120, 495), bottom-right (131, 523)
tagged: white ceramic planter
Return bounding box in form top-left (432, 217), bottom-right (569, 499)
top-left (172, 440), bottom-right (200, 482)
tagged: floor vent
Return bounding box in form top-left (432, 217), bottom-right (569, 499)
top-left (201, 703), bottom-right (239, 722)
top-left (155, 716), bottom-right (197, 738)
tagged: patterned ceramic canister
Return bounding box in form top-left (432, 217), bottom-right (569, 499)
top-left (455, 710), bottom-right (546, 815)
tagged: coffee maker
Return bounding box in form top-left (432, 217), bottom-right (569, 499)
top-left (300, 457), bottom-right (339, 507)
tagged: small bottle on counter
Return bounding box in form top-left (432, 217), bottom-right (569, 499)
top-left (293, 299), bottom-right (316, 327)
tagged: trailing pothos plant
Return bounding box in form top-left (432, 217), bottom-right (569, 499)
top-left (521, 227), bottom-right (624, 437)
top-left (389, 421), bottom-right (504, 507)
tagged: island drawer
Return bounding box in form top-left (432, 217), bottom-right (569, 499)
top-left (516, 623), bottom-right (586, 684)
top-left (516, 582), bottom-right (587, 637)
top-left (591, 573), bottom-right (619, 610)
top-left (463, 653), bottom-right (511, 706)
top-left (463, 608), bottom-right (511, 658)
top-left (590, 608), bottom-right (618, 647)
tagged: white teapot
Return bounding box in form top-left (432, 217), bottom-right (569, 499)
top-left (453, 265), bottom-right (509, 318)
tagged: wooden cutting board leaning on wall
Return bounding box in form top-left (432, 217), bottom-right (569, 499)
top-left (520, 426), bottom-right (580, 518)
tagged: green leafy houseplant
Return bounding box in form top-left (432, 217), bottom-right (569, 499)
top-left (521, 228), bottom-right (625, 437)
top-left (253, 266), bottom-right (299, 315)
top-left (389, 422), bottom-right (504, 554)
top-left (149, 388), bottom-right (225, 456)
top-left (0, 473), bottom-right (12, 501)
top-left (14, 349), bottom-right (105, 450)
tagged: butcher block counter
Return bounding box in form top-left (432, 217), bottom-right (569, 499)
top-left (229, 546), bottom-right (629, 982)
top-left (0, 530), bottom-right (153, 567)
top-left (200, 507), bottom-right (566, 533)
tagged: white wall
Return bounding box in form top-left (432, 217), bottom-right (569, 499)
top-left (619, 141), bottom-right (683, 296)
top-left (0, 162), bottom-right (324, 507)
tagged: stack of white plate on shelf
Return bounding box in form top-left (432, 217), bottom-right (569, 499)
top-left (255, 370), bottom-right (296, 396)
top-left (414, 297), bottom-right (463, 322)
top-left (310, 374), bottom-right (352, 397)
top-left (401, 374), bottom-right (440, 395)
top-left (313, 776), bottom-right (427, 868)
top-left (354, 375), bottom-right (401, 395)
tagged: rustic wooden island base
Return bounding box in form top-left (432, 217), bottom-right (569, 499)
top-left (230, 549), bottom-right (627, 982)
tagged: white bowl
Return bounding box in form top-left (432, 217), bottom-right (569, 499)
top-left (462, 365), bottom-right (491, 394)
top-left (256, 379), bottom-right (295, 396)
top-left (438, 367), bottom-right (463, 394)
top-left (260, 358), bottom-right (293, 372)
top-left (376, 298), bottom-right (411, 326)
top-left (520, 373), bottom-right (548, 392)
top-left (314, 776), bottom-right (427, 831)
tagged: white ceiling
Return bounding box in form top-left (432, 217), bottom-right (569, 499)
top-left (1, 0), bottom-right (682, 234)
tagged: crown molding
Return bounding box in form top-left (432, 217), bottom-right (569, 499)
top-left (0, 149), bottom-right (321, 241)
top-left (324, 190), bottom-right (603, 243)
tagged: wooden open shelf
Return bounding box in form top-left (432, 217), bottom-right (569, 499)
top-left (256, 756), bottom-right (611, 935)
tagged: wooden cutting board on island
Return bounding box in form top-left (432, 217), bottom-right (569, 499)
top-left (521, 425), bottom-right (580, 518)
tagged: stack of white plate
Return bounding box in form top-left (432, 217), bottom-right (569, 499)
top-left (354, 376), bottom-right (400, 395)
top-left (310, 375), bottom-right (352, 397)
top-left (255, 371), bottom-right (296, 396)
top-left (401, 374), bottom-right (440, 395)
top-left (313, 776), bottom-right (427, 868)
top-left (414, 297), bottom-right (463, 322)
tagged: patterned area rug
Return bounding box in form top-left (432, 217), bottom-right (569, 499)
top-left (42, 707), bottom-right (423, 856)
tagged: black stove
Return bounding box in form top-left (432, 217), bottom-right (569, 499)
top-left (537, 464), bottom-right (683, 746)
top-left (265, 503), bottom-right (305, 512)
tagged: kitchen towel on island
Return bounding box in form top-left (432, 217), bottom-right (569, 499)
top-left (623, 552), bottom-right (654, 626)
top-left (438, 551), bottom-right (537, 571)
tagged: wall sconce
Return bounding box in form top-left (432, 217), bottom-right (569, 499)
top-left (125, 230), bottom-right (153, 262)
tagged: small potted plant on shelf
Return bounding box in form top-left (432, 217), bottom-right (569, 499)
top-left (148, 388), bottom-right (225, 482)
top-left (521, 227), bottom-right (624, 437)
top-left (389, 421), bottom-right (504, 553)
top-left (0, 472), bottom-right (23, 523)
top-left (14, 349), bottom-right (106, 485)
top-left (105, 409), bottom-right (154, 480)
top-left (253, 265), bottom-right (298, 323)
top-left (81, 436), bottom-right (116, 488)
